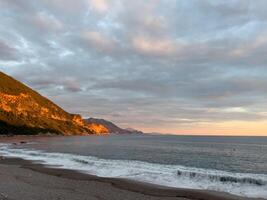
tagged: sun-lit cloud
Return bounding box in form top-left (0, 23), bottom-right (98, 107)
top-left (222, 107), bottom-right (249, 113)
top-left (131, 36), bottom-right (176, 56)
top-left (87, 0), bottom-right (108, 13)
top-left (143, 121), bottom-right (267, 136)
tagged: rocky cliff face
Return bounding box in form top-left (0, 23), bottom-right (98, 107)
top-left (85, 118), bottom-right (143, 134)
top-left (0, 71), bottom-right (108, 135)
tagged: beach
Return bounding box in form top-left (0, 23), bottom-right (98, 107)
top-left (0, 135), bottom-right (266, 200)
top-left (0, 157), bottom-right (262, 200)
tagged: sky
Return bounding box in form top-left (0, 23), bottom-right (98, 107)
top-left (0, 0), bottom-right (267, 135)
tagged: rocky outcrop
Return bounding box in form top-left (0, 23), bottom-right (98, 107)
top-left (85, 118), bottom-right (143, 134)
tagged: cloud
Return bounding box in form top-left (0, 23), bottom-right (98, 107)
top-left (40, 0), bottom-right (86, 14)
top-left (81, 31), bottom-right (115, 52)
top-left (131, 36), bottom-right (176, 56)
top-left (24, 75), bottom-right (82, 93)
top-left (88, 0), bottom-right (108, 13)
top-left (0, 39), bottom-right (17, 60)
top-left (1, 0), bottom-right (267, 134)
top-left (29, 12), bottom-right (64, 32)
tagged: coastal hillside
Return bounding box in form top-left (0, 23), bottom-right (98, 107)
top-left (0, 71), bottom-right (108, 135)
top-left (85, 118), bottom-right (143, 134)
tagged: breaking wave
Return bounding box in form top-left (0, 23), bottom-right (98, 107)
top-left (176, 170), bottom-right (265, 186)
top-left (0, 143), bottom-right (266, 198)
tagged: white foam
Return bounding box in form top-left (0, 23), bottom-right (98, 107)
top-left (0, 143), bottom-right (266, 198)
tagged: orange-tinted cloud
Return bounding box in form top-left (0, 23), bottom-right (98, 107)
top-left (132, 36), bottom-right (176, 56)
top-left (139, 121), bottom-right (267, 136)
top-left (87, 0), bottom-right (108, 13)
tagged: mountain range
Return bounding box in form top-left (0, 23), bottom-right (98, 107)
top-left (0, 71), bottom-right (142, 135)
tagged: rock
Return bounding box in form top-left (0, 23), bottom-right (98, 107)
top-left (0, 71), bottom-right (109, 136)
top-left (85, 118), bottom-right (143, 134)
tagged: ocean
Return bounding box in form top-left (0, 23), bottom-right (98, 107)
top-left (0, 134), bottom-right (267, 198)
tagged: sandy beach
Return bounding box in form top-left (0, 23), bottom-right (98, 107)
top-left (0, 156), bottom-right (264, 200)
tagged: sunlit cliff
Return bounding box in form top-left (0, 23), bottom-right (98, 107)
top-left (0, 71), bottom-right (108, 135)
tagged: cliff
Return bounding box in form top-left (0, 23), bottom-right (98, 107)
top-left (85, 118), bottom-right (143, 134)
top-left (0, 71), bottom-right (108, 135)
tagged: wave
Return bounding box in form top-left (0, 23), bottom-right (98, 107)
top-left (176, 170), bottom-right (265, 186)
top-left (0, 143), bottom-right (267, 198)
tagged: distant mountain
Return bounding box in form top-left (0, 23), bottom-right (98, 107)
top-left (0, 71), bottom-right (108, 135)
top-left (85, 118), bottom-right (143, 134)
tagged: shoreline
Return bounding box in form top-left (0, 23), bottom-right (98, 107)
top-left (0, 157), bottom-right (265, 200)
top-left (0, 136), bottom-right (266, 200)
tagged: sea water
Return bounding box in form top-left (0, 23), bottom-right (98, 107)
top-left (0, 135), bottom-right (267, 198)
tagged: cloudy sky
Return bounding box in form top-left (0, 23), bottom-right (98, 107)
top-left (0, 0), bottom-right (267, 135)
